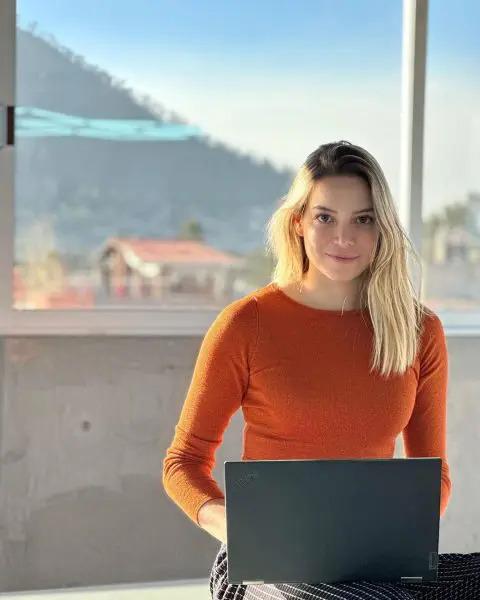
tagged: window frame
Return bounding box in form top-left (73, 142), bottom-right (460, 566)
top-left (1, 0), bottom-right (479, 337)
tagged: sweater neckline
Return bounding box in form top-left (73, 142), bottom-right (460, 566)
top-left (269, 282), bottom-right (367, 317)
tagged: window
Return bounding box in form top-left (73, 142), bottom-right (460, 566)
top-left (3, 1), bottom-right (475, 335)
top-left (421, 0), bottom-right (480, 330)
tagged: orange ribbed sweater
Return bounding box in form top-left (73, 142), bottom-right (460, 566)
top-left (163, 281), bottom-right (452, 525)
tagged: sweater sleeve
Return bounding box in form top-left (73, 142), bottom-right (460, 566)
top-left (402, 312), bottom-right (452, 518)
top-left (162, 295), bottom-right (258, 527)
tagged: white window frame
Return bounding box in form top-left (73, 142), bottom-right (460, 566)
top-left (1, 0), bottom-right (479, 336)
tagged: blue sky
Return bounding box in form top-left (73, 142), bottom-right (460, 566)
top-left (18, 0), bottom-right (403, 81)
top-left (16, 0), bottom-right (480, 215)
top-left (17, 0), bottom-right (480, 76)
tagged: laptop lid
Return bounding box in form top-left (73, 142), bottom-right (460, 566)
top-left (224, 458), bottom-right (441, 585)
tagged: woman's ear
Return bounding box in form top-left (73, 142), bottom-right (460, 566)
top-left (293, 214), bottom-right (304, 237)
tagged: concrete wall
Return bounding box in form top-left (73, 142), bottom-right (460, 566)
top-left (0, 334), bottom-right (478, 593)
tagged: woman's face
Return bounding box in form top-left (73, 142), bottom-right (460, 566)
top-left (294, 175), bottom-right (380, 282)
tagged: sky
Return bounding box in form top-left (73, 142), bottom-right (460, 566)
top-left (16, 0), bottom-right (480, 218)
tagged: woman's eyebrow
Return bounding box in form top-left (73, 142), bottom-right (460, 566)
top-left (312, 205), bottom-right (374, 214)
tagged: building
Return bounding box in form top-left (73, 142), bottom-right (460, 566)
top-left (98, 237), bottom-right (246, 305)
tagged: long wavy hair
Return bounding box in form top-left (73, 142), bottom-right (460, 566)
top-left (265, 140), bottom-right (433, 378)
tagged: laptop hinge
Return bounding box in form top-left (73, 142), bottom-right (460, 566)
top-left (401, 576), bottom-right (423, 583)
top-left (243, 580), bottom-right (264, 584)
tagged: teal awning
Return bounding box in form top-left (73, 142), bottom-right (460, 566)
top-left (15, 107), bottom-right (203, 141)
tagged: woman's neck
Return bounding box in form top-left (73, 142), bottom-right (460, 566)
top-left (289, 274), bottom-right (362, 311)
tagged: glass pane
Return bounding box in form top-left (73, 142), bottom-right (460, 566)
top-left (422, 0), bottom-right (480, 326)
top-left (15, 0), bottom-right (402, 309)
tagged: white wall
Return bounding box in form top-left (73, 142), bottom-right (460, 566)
top-left (0, 335), bottom-right (478, 592)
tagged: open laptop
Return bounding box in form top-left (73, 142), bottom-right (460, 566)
top-left (224, 457), bottom-right (441, 585)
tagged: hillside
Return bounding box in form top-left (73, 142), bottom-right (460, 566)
top-left (15, 28), bottom-right (294, 264)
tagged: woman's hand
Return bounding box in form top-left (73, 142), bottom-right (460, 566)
top-left (198, 498), bottom-right (227, 545)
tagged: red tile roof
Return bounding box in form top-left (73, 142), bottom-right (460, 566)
top-left (105, 238), bottom-right (243, 265)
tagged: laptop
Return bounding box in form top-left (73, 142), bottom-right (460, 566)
top-left (224, 457), bottom-right (441, 585)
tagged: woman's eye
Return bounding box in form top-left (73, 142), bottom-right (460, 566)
top-left (315, 214), bottom-right (374, 225)
top-left (358, 215), bottom-right (375, 224)
top-left (316, 213), bottom-right (331, 223)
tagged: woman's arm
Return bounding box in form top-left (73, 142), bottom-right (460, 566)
top-left (402, 313), bottom-right (452, 517)
top-left (197, 498), bottom-right (227, 544)
top-left (162, 295), bottom-right (258, 528)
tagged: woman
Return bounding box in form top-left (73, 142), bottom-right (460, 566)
top-left (163, 141), bottom-right (480, 599)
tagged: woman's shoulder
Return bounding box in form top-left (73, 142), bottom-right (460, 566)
top-left (207, 282), bottom-right (276, 340)
top-left (207, 284), bottom-right (265, 332)
top-left (219, 282), bottom-right (274, 316)
top-left (417, 303), bottom-right (447, 360)
top-left (418, 303), bottom-right (444, 334)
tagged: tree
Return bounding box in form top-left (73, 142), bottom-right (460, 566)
top-left (177, 219), bottom-right (204, 241)
top-left (442, 201), bottom-right (468, 228)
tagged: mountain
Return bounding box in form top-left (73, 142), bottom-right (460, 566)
top-left (15, 27), bottom-right (294, 264)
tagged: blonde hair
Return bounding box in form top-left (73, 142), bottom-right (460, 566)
top-left (265, 140), bottom-right (433, 378)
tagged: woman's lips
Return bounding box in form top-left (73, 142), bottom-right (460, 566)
top-left (326, 254), bottom-right (359, 262)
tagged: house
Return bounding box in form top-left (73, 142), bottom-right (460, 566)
top-left (431, 224), bottom-right (480, 265)
top-left (97, 237), bottom-right (246, 304)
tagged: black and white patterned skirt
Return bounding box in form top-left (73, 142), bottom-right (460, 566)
top-left (209, 542), bottom-right (480, 600)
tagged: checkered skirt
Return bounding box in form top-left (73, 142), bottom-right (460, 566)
top-left (210, 543), bottom-right (480, 600)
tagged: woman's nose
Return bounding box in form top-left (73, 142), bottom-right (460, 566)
top-left (332, 225), bottom-right (355, 246)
